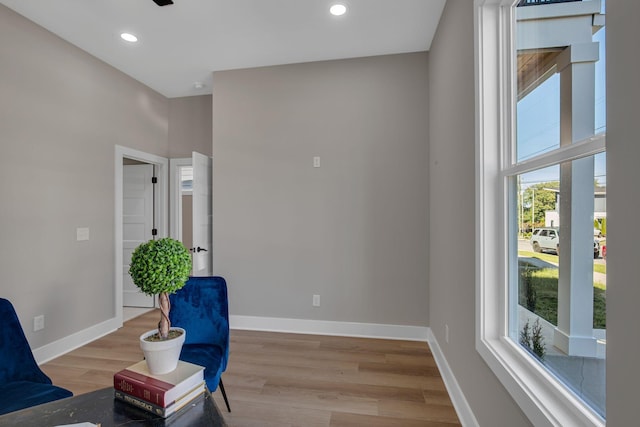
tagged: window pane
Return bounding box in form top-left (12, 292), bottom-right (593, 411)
top-left (512, 155), bottom-right (606, 417)
top-left (516, 74), bottom-right (560, 161)
top-left (516, 165), bottom-right (559, 233)
top-left (512, 2), bottom-right (606, 418)
top-left (180, 166), bottom-right (193, 191)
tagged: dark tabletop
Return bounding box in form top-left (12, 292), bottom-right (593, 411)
top-left (0, 387), bottom-right (227, 427)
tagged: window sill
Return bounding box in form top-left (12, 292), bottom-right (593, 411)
top-left (476, 335), bottom-right (604, 427)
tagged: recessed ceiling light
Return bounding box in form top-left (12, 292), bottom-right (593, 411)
top-left (120, 33), bottom-right (138, 43)
top-left (330, 4), bottom-right (347, 16)
top-left (193, 82), bottom-right (205, 90)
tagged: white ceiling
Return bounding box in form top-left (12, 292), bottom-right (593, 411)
top-left (0, 0), bottom-right (446, 98)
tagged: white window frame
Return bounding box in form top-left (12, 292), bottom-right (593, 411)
top-left (474, 1), bottom-right (605, 426)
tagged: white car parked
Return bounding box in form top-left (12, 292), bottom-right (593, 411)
top-left (530, 228), bottom-right (559, 254)
top-left (530, 227), bottom-right (600, 258)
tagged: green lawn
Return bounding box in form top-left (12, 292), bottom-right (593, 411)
top-left (518, 265), bottom-right (606, 329)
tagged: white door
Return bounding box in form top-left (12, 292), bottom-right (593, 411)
top-left (191, 152), bottom-right (212, 276)
top-left (123, 164), bottom-right (155, 307)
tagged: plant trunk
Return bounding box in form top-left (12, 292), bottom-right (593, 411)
top-left (158, 292), bottom-right (171, 339)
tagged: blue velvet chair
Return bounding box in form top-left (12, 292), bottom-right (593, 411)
top-left (169, 276), bottom-right (231, 412)
top-left (0, 298), bottom-right (73, 415)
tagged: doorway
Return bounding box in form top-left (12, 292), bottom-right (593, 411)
top-left (170, 152), bottom-right (213, 276)
top-left (114, 146), bottom-right (168, 325)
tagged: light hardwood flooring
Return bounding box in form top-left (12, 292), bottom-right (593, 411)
top-left (42, 309), bottom-right (461, 426)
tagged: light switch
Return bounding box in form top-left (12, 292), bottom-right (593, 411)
top-left (76, 227), bottom-right (90, 241)
top-left (313, 156), bottom-right (321, 168)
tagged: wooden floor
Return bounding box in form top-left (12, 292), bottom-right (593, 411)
top-left (42, 310), bottom-right (461, 427)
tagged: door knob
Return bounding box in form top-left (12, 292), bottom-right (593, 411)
top-left (196, 246), bottom-right (208, 252)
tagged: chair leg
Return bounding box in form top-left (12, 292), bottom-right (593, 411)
top-left (219, 378), bottom-right (231, 412)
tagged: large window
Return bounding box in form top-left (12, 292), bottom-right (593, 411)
top-left (475, 0), bottom-right (605, 425)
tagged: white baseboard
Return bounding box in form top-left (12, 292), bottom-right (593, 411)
top-left (427, 329), bottom-right (479, 427)
top-left (32, 317), bottom-right (122, 365)
top-left (230, 315), bottom-right (430, 341)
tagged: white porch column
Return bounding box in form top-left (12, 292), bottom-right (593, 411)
top-left (553, 42), bottom-right (599, 357)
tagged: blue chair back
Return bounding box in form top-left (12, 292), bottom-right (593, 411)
top-left (0, 298), bottom-right (52, 385)
top-left (169, 276), bottom-right (230, 372)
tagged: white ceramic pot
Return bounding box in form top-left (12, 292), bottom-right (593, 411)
top-left (139, 327), bottom-right (186, 375)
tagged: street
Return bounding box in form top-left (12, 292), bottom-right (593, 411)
top-left (517, 238), bottom-right (606, 262)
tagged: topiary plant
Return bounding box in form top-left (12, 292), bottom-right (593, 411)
top-left (129, 237), bottom-right (192, 340)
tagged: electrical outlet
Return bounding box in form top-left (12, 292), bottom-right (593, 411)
top-left (313, 156), bottom-right (321, 168)
top-left (34, 315), bottom-right (45, 332)
top-left (445, 324), bottom-right (449, 343)
top-left (312, 294), bottom-right (320, 307)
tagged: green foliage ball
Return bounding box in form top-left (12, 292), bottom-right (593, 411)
top-left (129, 237), bottom-right (191, 296)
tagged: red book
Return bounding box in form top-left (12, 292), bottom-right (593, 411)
top-left (114, 382), bottom-right (205, 418)
top-left (113, 360), bottom-right (204, 407)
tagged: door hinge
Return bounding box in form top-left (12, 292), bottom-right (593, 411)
top-left (151, 228), bottom-right (158, 236)
top-left (151, 176), bottom-right (158, 184)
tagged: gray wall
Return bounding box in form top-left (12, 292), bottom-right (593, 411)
top-left (606, 1), bottom-right (639, 425)
top-left (0, 5), bottom-right (208, 349)
top-left (0, 5), bottom-right (167, 348)
top-left (427, 1), bottom-right (532, 425)
top-left (168, 95), bottom-right (213, 158)
top-left (212, 53), bottom-right (429, 325)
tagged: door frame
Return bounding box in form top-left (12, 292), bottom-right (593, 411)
top-left (115, 145), bottom-right (168, 326)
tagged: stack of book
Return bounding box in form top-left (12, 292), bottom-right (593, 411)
top-left (113, 360), bottom-right (205, 418)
